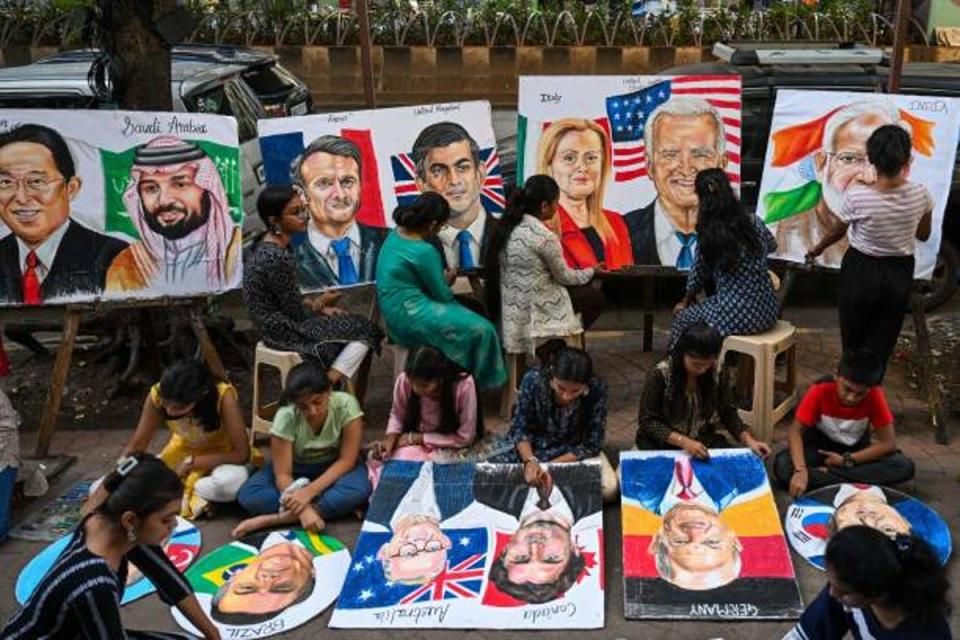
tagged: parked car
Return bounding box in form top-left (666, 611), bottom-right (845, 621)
top-left (664, 42), bottom-right (960, 310)
top-left (35, 44), bottom-right (313, 118)
top-left (0, 55), bottom-right (267, 231)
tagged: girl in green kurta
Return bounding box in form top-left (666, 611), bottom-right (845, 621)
top-left (376, 192), bottom-right (506, 389)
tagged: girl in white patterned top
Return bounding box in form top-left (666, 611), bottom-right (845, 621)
top-left (807, 124), bottom-right (934, 379)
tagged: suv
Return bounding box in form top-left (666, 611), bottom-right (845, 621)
top-left (0, 55), bottom-right (267, 231)
top-left (664, 43), bottom-right (960, 310)
top-left (34, 44), bottom-right (313, 118)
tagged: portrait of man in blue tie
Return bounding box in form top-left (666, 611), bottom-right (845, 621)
top-left (293, 135), bottom-right (386, 290)
top-left (622, 96), bottom-right (728, 270)
top-left (412, 122), bottom-right (498, 273)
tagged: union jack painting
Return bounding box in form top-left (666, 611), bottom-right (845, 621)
top-left (390, 148), bottom-right (506, 214)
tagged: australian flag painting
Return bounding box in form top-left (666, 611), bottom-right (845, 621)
top-left (603, 76), bottom-right (742, 185)
top-left (336, 527), bottom-right (488, 610)
top-left (390, 147), bottom-right (506, 215)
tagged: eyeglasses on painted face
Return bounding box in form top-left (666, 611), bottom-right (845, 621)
top-left (0, 175), bottom-right (63, 196)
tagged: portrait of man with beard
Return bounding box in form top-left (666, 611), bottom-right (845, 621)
top-left (773, 100), bottom-right (905, 266)
top-left (106, 136), bottom-right (241, 293)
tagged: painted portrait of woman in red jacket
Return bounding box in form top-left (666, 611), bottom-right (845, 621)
top-left (537, 117), bottom-right (635, 270)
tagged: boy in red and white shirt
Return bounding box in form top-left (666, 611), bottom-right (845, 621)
top-left (773, 349), bottom-right (915, 496)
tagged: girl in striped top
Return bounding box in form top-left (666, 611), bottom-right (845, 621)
top-left (3, 453), bottom-right (220, 640)
top-left (806, 124), bottom-right (933, 379)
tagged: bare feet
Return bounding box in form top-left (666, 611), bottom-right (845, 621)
top-left (231, 514), bottom-right (285, 539)
top-left (299, 506), bottom-right (326, 534)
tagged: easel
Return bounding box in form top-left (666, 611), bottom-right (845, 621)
top-left (776, 261), bottom-right (950, 444)
top-left (1, 297), bottom-right (229, 463)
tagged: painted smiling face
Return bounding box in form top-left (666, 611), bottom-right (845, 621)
top-left (0, 141), bottom-right (79, 246)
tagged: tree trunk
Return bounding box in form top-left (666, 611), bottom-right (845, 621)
top-left (106, 0), bottom-right (172, 110)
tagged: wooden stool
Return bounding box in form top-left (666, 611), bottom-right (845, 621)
top-left (499, 329), bottom-right (585, 419)
top-left (251, 343), bottom-right (303, 444)
top-left (719, 320), bottom-right (798, 442)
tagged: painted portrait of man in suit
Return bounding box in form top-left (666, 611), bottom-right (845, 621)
top-left (294, 135), bottom-right (386, 290)
top-left (623, 96), bottom-right (728, 269)
top-left (413, 122), bottom-right (497, 271)
top-left (0, 124), bottom-right (127, 304)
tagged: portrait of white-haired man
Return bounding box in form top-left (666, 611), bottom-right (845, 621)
top-left (106, 136), bottom-right (241, 293)
top-left (623, 96), bottom-right (729, 269)
top-left (774, 100), bottom-right (907, 266)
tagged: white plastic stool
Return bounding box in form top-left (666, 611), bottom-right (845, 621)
top-left (719, 320), bottom-right (798, 442)
top-left (386, 343), bottom-right (409, 380)
top-left (252, 342), bottom-right (303, 444)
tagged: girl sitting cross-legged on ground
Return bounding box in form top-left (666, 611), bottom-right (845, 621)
top-left (233, 362), bottom-right (371, 537)
top-left (636, 322), bottom-right (771, 460)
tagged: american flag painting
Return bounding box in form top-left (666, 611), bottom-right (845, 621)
top-left (604, 75), bottom-right (742, 185)
top-left (390, 147), bottom-right (506, 214)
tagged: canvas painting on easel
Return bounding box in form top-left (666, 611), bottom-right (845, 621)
top-left (330, 461), bottom-right (604, 629)
top-left (620, 449), bottom-right (803, 620)
top-left (0, 109), bottom-right (242, 306)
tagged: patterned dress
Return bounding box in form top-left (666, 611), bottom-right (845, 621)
top-left (500, 215), bottom-right (594, 355)
top-left (668, 216), bottom-right (779, 350)
top-left (243, 242), bottom-right (382, 366)
top-left (376, 231), bottom-right (506, 389)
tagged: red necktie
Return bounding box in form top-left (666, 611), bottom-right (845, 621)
top-left (674, 459), bottom-right (699, 501)
top-left (0, 336), bottom-right (8, 377)
top-left (22, 250), bottom-right (41, 305)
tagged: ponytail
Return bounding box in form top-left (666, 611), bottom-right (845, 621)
top-left (826, 525), bottom-right (950, 631)
top-left (97, 452), bottom-right (183, 521)
top-left (483, 174), bottom-right (561, 323)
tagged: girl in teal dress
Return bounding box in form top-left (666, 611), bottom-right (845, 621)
top-left (376, 193), bottom-right (506, 389)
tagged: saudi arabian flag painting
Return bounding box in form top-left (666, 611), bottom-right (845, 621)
top-left (756, 90), bottom-right (959, 279)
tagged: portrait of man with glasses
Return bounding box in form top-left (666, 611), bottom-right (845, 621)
top-left (774, 100), bottom-right (905, 265)
top-left (623, 96), bottom-right (729, 269)
top-left (0, 123), bottom-right (127, 304)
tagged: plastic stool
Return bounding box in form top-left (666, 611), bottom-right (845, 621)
top-left (719, 320), bottom-right (798, 442)
top-left (252, 343), bottom-right (303, 444)
top-left (387, 343), bottom-right (409, 380)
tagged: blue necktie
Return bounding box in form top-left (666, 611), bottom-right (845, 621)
top-left (331, 237), bottom-right (359, 285)
top-left (457, 230), bottom-right (475, 270)
top-left (676, 232), bottom-right (696, 271)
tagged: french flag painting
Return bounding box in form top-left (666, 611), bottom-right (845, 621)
top-left (390, 148), bottom-right (506, 215)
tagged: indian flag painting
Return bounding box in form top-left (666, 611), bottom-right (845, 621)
top-left (172, 529), bottom-right (350, 638)
top-left (756, 90), bottom-right (960, 279)
top-left (0, 109), bottom-right (242, 307)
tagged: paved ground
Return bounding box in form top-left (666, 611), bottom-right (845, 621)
top-left (2, 301), bottom-right (958, 639)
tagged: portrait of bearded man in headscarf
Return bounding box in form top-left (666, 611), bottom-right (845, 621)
top-left (106, 136), bottom-right (241, 293)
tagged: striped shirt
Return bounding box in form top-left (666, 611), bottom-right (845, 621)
top-left (838, 181), bottom-right (933, 257)
top-left (2, 516), bottom-right (191, 639)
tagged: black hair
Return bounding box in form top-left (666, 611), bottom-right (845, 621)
top-left (484, 174), bottom-right (561, 323)
top-left (668, 322), bottom-right (722, 419)
top-left (411, 121), bottom-right (481, 181)
top-left (256, 184), bottom-right (298, 229)
top-left (533, 339), bottom-right (595, 445)
top-left (211, 575), bottom-right (316, 625)
top-left (392, 191), bottom-right (450, 232)
top-left (826, 525), bottom-right (950, 631)
top-left (488, 533), bottom-right (586, 604)
top-left (294, 134), bottom-right (362, 188)
top-left (838, 348), bottom-right (883, 387)
top-left (157, 359), bottom-right (222, 433)
top-left (867, 124), bottom-right (912, 179)
top-left (695, 168), bottom-right (763, 273)
top-left (401, 346), bottom-right (484, 439)
top-left (97, 452), bottom-right (183, 521)
top-left (281, 362), bottom-right (332, 406)
top-left (0, 123), bottom-right (76, 181)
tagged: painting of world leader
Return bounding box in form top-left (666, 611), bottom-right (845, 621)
top-left (294, 135), bottom-right (387, 290)
top-left (0, 124), bottom-right (127, 304)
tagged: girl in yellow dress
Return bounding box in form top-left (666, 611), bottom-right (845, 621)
top-left (91, 360), bottom-right (254, 518)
